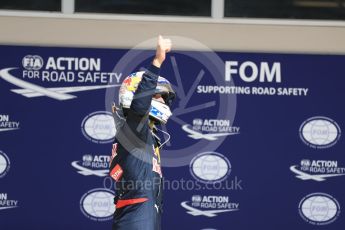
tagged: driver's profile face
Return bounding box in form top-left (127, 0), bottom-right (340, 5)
top-left (153, 94), bottom-right (165, 104)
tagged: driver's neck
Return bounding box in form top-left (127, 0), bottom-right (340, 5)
top-left (149, 120), bottom-right (155, 130)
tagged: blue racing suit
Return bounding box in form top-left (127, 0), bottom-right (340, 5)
top-left (110, 65), bottom-right (163, 230)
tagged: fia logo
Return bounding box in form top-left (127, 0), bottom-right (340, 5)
top-left (22, 55), bottom-right (44, 71)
